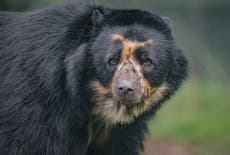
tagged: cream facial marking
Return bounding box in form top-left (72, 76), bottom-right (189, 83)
top-left (111, 33), bottom-right (153, 63)
top-left (111, 33), bottom-right (154, 100)
top-left (90, 80), bottom-right (168, 125)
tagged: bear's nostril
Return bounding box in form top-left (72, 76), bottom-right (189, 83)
top-left (117, 79), bottom-right (135, 96)
top-left (118, 86), bottom-right (133, 94)
top-left (127, 88), bottom-right (133, 92)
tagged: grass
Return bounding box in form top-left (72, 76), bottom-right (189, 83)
top-left (148, 80), bottom-right (230, 146)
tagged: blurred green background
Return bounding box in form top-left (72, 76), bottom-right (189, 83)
top-left (1, 0), bottom-right (229, 154)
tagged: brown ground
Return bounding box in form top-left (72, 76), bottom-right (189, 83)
top-left (143, 137), bottom-right (198, 155)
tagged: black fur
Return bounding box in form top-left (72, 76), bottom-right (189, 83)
top-left (0, 2), bottom-right (188, 155)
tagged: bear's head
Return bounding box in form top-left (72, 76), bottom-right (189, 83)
top-left (76, 9), bottom-right (188, 125)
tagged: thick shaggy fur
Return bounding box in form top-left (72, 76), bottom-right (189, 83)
top-left (0, 2), bottom-right (188, 155)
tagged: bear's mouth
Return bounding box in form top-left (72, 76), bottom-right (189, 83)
top-left (116, 97), bottom-right (144, 110)
top-left (116, 99), bottom-right (146, 115)
top-left (100, 89), bottom-right (148, 113)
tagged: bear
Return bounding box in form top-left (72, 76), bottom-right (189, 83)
top-left (0, 2), bottom-right (188, 155)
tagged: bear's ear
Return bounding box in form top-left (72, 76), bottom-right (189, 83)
top-left (91, 9), bottom-right (104, 30)
top-left (162, 16), bottom-right (173, 28)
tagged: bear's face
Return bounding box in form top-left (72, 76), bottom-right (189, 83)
top-left (89, 25), bottom-right (174, 124)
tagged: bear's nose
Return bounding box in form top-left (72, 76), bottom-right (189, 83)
top-left (116, 79), bottom-right (135, 100)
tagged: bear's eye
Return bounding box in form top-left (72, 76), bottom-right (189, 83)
top-left (108, 58), bottom-right (118, 66)
top-left (142, 58), bottom-right (153, 66)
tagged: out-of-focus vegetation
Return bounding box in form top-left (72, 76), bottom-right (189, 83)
top-left (149, 80), bottom-right (230, 154)
top-left (1, 0), bottom-right (229, 154)
top-left (150, 80), bottom-right (230, 142)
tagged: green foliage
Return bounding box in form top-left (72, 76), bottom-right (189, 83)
top-left (149, 80), bottom-right (230, 143)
